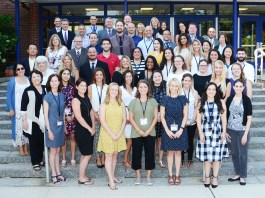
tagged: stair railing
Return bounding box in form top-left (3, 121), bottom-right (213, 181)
top-left (254, 43), bottom-right (265, 83)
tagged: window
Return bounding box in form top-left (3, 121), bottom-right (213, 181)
top-left (62, 5), bottom-right (104, 16)
top-left (174, 4), bottom-right (215, 15)
top-left (128, 4), bottom-right (170, 15)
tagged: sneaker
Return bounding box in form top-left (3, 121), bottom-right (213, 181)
top-left (147, 178), bottom-right (153, 186)
top-left (134, 177), bottom-right (141, 185)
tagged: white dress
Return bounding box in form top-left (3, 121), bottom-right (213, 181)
top-left (14, 78), bottom-right (30, 146)
top-left (174, 47), bottom-right (190, 60)
top-left (90, 84), bottom-right (108, 113)
top-left (47, 46), bottom-right (67, 72)
top-left (121, 86), bottom-right (137, 138)
top-left (167, 70), bottom-right (191, 84)
top-left (161, 63), bottom-right (173, 82)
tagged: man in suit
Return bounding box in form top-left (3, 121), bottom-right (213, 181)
top-left (21, 44), bottom-right (38, 77)
top-left (203, 27), bottom-right (220, 49)
top-left (47, 17), bottom-right (61, 42)
top-left (86, 15), bottom-right (102, 36)
top-left (87, 32), bottom-right (103, 54)
top-left (79, 47), bottom-right (111, 85)
top-left (188, 22), bottom-right (204, 45)
top-left (67, 36), bottom-right (88, 70)
top-left (98, 17), bottom-right (117, 44)
top-left (58, 18), bottom-right (75, 50)
top-left (163, 29), bottom-right (177, 49)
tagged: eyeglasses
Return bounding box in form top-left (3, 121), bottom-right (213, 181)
top-left (16, 67), bottom-right (25, 71)
top-left (199, 65), bottom-right (208, 67)
top-left (75, 41), bottom-right (82, 43)
top-left (163, 34), bottom-right (170, 36)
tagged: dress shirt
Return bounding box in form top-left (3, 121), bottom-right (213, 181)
top-left (137, 37), bottom-right (154, 59)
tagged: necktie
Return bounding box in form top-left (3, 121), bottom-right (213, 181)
top-left (91, 62), bottom-right (95, 71)
top-left (166, 42), bottom-right (170, 48)
top-left (64, 31), bottom-right (68, 44)
top-left (108, 29), bottom-right (112, 38)
top-left (119, 36), bottom-right (123, 55)
top-left (76, 51), bottom-right (80, 63)
top-left (93, 26), bottom-right (96, 32)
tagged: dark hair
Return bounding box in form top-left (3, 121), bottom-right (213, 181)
top-left (218, 33), bottom-right (228, 43)
top-left (182, 73), bottom-right (193, 81)
top-left (151, 69), bottom-right (165, 90)
top-left (222, 45), bottom-right (236, 65)
top-left (75, 78), bottom-right (87, 87)
top-left (160, 47), bottom-right (174, 70)
top-left (14, 63), bottom-right (25, 76)
top-left (208, 49), bottom-right (222, 64)
top-left (115, 20), bottom-right (124, 26)
top-left (234, 78), bottom-right (246, 87)
top-left (173, 55), bottom-right (187, 73)
top-left (198, 59), bottom-right (208, 66)
top-left (54, 16), bottom-right (61, 21)
top-left (46, 74), bottom-right (61, 93)
top-left (188, 22), bottom-right (198, 29)
top-left (178, 33), bottom-right (190, 48)
top-left (101, 38), bottom-right (111, 46)
top-left (177, 22), bottom-right (188, 35)
top-left (236, 47), bottom-right (247, 54)
top-left (89, 32), bottom-right (98, 38)
top-left (122, 70), bottom-right (134, 89)
top-left (136, 79), bottom-right (152, 99)
top-left (158, 21), bottom-right (168, 35)
top-left (199, 82), bottom-right (224, 113)
top-left (59, 68), bottom-right (73, 87)
top-left (202, 40), bottom-right (212, 51)
top-left (145, 55), bottom-right (159, 71)
top-left (92, 67), bottom-right (106, 85)
top-left (28, 44), bottom-right (38, 50)
top-left (130, 47), bottom-right (144, 60)
top-left (29, 70), bottom-right (43, 84)
top-left (154, 38), bottom-right (164, 53)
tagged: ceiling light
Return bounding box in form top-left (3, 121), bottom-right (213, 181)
top-left (181, 8), bottom-right (194, 11)
top-left (85, 8), bottom-right (99, 11)
top-left (141, 8), bottom-right (153, 11)
top-left (239, 8), bottom-right (248, 11)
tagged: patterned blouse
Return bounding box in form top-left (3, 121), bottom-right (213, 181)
top-left (152, 81), bottom-right (167, 111)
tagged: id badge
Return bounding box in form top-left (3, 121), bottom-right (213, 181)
top-left (57, 120), bottom-right (63, 126)
top-left (170, 124), bottom-right (178, 131)
top-left (140, 118), bottom-right (148, 126)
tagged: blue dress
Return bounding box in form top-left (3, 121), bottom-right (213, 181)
top-left (161, 95), bottom-right (189, 151)
top-left (44, 92), bottom-right (65, 148)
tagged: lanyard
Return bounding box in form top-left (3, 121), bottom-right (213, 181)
top-left (165, 63), bottom-right (172, 77)
top-left (144, 39), bottom-right (153, 53)
top-left (51, 92), bottom-right (61, 117)
top-left (140, 99), bottom-right (148, 117)
top-left (96, 85), bottom-right (103, 104)
top-left (207, 101), bottom-right (214, 123)
top-left (184, 89), bottom-right (190, 103)
top-left (194, 55), bottom-right (201, 66)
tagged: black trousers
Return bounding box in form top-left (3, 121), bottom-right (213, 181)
top-left (132, 136), bottom-right (155, 170)
top-left (181, 124), bottom-right (197, 161)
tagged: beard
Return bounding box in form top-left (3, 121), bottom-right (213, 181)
top-left (237, 56), bottom-right (246, 62)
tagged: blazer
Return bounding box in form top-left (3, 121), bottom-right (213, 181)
top-left (67, 48), bottom-right (88, 70)
top-left (203, 35), bottom-right (220, 48)
top-left (47, 27), bottom-right (61, 42)
top-left (79, 59), bottom-right (111, 85)
top-left (98, 29), bottom-right (117, 44)
top-left (21, 58), bottom-right (31, 77)
top-left (58, 30), bottom-right (76, 50)
top-left (110, 34), bottom-right (135, 57)
top-left (188, 34), bottom-right (204, 45)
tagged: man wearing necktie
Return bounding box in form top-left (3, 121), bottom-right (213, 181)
top-left (98, 17), bottom-right (117, 44)
top-left (58, 18), bottom-right (75, 50)
top-left (188, 22), bottom-right (204, 45)
top-left (86, 15), bottom-right (102, 36)
top-left (202, 27), bottom-right (220, 49)
top-left (47, 17), bottom-right (62, 42)
top-left (162, 29), bottom-right (176, 50)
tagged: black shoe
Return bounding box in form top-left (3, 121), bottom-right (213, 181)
top-left (211, 176), bottom-right (218, 188)
top-left (204, 176), bottom-right (210, 188)
top-left (240, 178), bottom-right (246, 186)
top-left (228, 177), bottom-right (240, 182)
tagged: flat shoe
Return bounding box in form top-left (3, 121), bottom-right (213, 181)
top-left (61, 160), bottom-right (67, 167)
top-left (33, 164), bottom-right (41, 171)
top-left (78, 179), bottom-right (94, 185)
top-left (71, 159), bottom-right (76, 167)
top-left (240, 178), bottom-right (246, 186)
top-left (228, 177), bottom-right (240, 182)
top-left (146, 178), bottom-right (153, 186)
top-left (134, 178), bottom-right (141, 185)
top-left (158, 161), bottom-right (166, 168)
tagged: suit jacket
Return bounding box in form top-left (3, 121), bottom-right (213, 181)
top-left (67, 48), bottom-right (88, 70)
top-left (47, 27), bottom-right (61, 43)
top-left (110, 34), bottom-right (135, 57)
top-left (188, 34), bottom-right (204, 45)
top-left (79, 59), bottom-right (111, 85)
top-left (203, 35), bottom-right (220, 48)
top-left (98, 29), bottom-right (117, 44)
top-left (58, 30), bottom-right (76, 50)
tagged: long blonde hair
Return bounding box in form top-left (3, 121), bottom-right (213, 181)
top-left (187, 39), bottom-right (204, 71)
top-left (48, 34), bottom-right (63, 51)
top-left (59, 54), bottom-right (77, 76)
top-left (211, 60), bottom-right (227, 96)
top-left (167, 78), bottom-right (182, 96)
top-left (104, 82), bottom-right (122, 106)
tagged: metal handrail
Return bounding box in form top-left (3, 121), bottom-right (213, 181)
top-left (254, 47), bottom-right (265, 83)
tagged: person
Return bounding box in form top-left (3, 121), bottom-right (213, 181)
top-left (196, 82), bottom-right (229, 188)
top-left (214, 33), bottom-right (228, 55)
top-left (208, 49), bottom-right (222, 74)
top-left (137, 26), bottom-right (154, 59)
top-left (227, 63), bottom-right (252, 99)
top-left (72, 78), bottom-right (96, 185)
top-left (168, 55), bottom-right (191, 83)
top-left (21, 44), bottom-right (38, 77)
top-left (34, 56), bottom-right (54, 85)
top-left (43, 74), bottom-right (66, 184)
top-left (130, 47), bottom-right (146, 78)
top-left (97, 38), bottom-right (120, 78)
top-left (21, 70), bottom-right (46, 171)
top-left (59, 53), bottom-right (79, 83)
top-left (57, 18), bottom-right (75, 50)
top-left (120, 70), bottom-right (137, 168)
top-left (175, 22), bottom-right (187, 44)
top-left (87, 32), bottom-right (103, 54)
top-left (86, 15), bottom-right (102, 36)
top-left (47, 17), bottom-right (62, 42)
top-left (129, 80), bottom-right (158, 185)
top-left (202, 40), bottom-right (211, 61)
top-left (71, 24), bottom-right (90, 49)
top-left (148, 38), bottom-right (164, 65)
top-left (79, 47), bottom-right (111, 85)
top-left (98, 17), bottom-right (117, 43)
top-left (150, 17), bottom-right (160, 38)
top-left (97, 82), bottom-right (127, 190)
top-left (139, 55), bottom-right (159, 83)
top-left (7, 63), bottom-right (30, 156)
top-left (110, 21), bottom-right (135, 58)
top-left (59, 69), bottom-right (76, 167)
top-left (88, 68), bottom-right (108, 169)
top-left (226, 79), bottom-right (252, 186)
top-left (222, 46), bottom-right (236, 77)
top-left (67, 36), bottom-right (88, 71)
top-left (163, 29), bottom-right (176, 50)
top-left (123, 14), bottom-right (132, 35)
top-left (112, 55), bottom-right (139, 86)
top-left (151, 70), bottom-right (167, 168)
top-left (188, 22), bottom-right (204, 44)
top-left (160, 48), bottom-right (174, 81)
top-left (45, 34), bottom-right (68, 73)
top-left (193, 59), bottom-right (212, 98)
top-left (160, 78), bottom-right (188, 185)
top-left (156, 21), bottom-right (170, 41)
top-left (127, 22), bottom-right (142, 47)
top-left (174, 33), bottom-right (191, 60)
top-left (203, 27), bottom-right (219, 49)
top-left (181, 74), bottom-right (199, 168)
top-left (136, 23), bottom-right (145, 38)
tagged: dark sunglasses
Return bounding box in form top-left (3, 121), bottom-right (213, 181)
top-left (16, 67), bottom-right (25, 71)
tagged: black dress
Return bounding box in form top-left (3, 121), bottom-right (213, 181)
top-left (74, 94), bottom-right (94, 156)
top-left (112, 70), bottom-right (139, 86)
top-left (193, 74), bottom-right (211, 98)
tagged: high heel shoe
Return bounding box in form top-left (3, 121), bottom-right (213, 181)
top-left (212, 176), bottom-right (218, 188)
top-left (204, 176), bottom-right (210, 187)
top-left (51, 176), bottom-right (60, 184)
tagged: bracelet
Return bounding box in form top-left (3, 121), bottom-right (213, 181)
top-left (180, 126), bottom-right (184, 130)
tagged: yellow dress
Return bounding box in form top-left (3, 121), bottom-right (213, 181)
top-left (97, 102), bottom-right (126, 153)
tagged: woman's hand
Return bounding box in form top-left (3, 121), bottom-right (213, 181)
top-left (199, 133), bottom-right (205, 143)
top-left (87, 127), bottom-right (95, 136)
top-left (241, 135), bottom-right (248, 145)
top-left (22, 120), bottom-right (28, 131)
top-left (226, 133), bottom-right (231, 143)
top-left (48, 131), bottom-right (55, 141)
top-left (220, 132), bottom-right (226, 142)
top-left (95, 114), bottom-right (100, 123)
top-left (174, 129), bottom-right (183, 138)
top-left (110, 133), bottom-right (118, 141)
top-left (9, 110), bottom-right (14, 117)
top-left (166, 130), bottom-right (175, 139)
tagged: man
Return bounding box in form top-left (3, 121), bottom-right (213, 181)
top-left (127, 22), bottom-right (142, 47)
top-left (97, 38), bottom-right (120, 77)
top-left (123, 14), bottom-right (132, 35)
top-left (137, 26), bottom-right (154, 59)
top-left (79, 47), bottom-right (111, 85)
top-left (110, 21), bottom-right (135, 58)
top-left (57, 18), bottom-right (75, 50)
top-left (67, 36), bottom-right (88, 70)
top-left (47, 17), bottom-right (61, 42)
top-left (21, 44), bottom-right (38, 77)
top-left (87, 32), bottom-right (103, 54)
top-left (203, 27), bottom-right (219, 48)
top-left (71, 24), bottom-right (90, 49)
top-left (163, 28), bottom-right (176, 49)
top-left (188, 22), bottom-right (204, 44)
top-left (86, 15), bottom-right (102, 36)
top-left (98, 17), bottom-right (117, 43)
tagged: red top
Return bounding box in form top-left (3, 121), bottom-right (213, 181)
top-left (97, 53), bottom-right (120, 77)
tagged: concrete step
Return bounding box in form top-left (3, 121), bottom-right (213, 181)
top-left (253, 83), bottom-right (263, 89)
top-left (253, 109), bottom-right (265, 117)
top-left (252, 102), bottom-right (265, 110)
top-left (0, 90), bottom-right (6, 97)
top-left (0, 86), bottom-right (7, 91)
top-left (252, 95), bottom-right (265, 102)
top-left (251, 118), bottom-right (265, 128)
top-left (253, 88), bottom-right (265, 95)
top-left (0, 96), bottom-right (6, 104)
top-left (0, 120), bottom-right (11, 130)
top-left (0, 104), bottom-right (5, 112)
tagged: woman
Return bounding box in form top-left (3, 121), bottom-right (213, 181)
top-left (174, 33), bottom-right (191, 61)
top-left (43, 74), bottom-right (66, 184)
top-left (193, 59), bottom-right (212, 98)
top-left (130, 47), bottom-right (146, 79)
top-left (59, 54), bottom-right (79, 83)
top-left (88, 68), bottom-right (108, 168)
top-left (129, 80), bottom-right (158, 185)
top-left (181, 74), bottom-right (199, 168)
top-left (208, 49), bottom-right (222, 74)
top-left (227, 63), bottom-right (252, 99)
top-left (120, 70), bottom-right (137, 168)
top-left (175, 22), bottom-right (187, 44)
top-left (112, 56), bottom-right (139, 86)
top-left (187, 39), bottom-right (205, 75)
top-left (7, 63), bottom-right (30, 156)
top-left (97, 82), bottom-right (127, 190)
top-left (45, 34), bottom-right (68, 73)
top-left (202, 40), bottom-right (211, 60)
top-left (196, 82), bottom-right (228, 188)
top-left (222, 46), bottom-right (236, 78)
top-left (34, 55), bottom-right (54, 85)
top-left (72, 78), bottom-right (96, 185)
top-left (21, 70), bottom-right (46, 171)
top-left (168, 55), bottom-right (191, 83)
top-left (150, 17), bottom-right (160, 38)
top-left (160, 78), bottom-right (188, 185)
top-left (136, 23), bottom-right (145, 38)
top-left (215, 33), bottom-right (228, 55)
top-left (156, 21), bottom-right (170, 41)
top-left (139, 55), bottom-right (159, 83)
top-left (60, 69), bottom-right (76, 167)
top-left (211, 60), bottom-right (230, 100)
top-left (151, 70), bottom-right (167, 168)
top-left (226, 79), bottom-right (252, 186)
top-left (148, 38), bottom-right (164, 66)
top-left (161, 48), bottom-right (174, 81)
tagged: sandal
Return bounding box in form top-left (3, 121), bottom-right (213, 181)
top-left (57, 175), bottom-right (66, 181)
top-left (158, 161), bottom-right (166, 168)
top-left (61, 160), bottom-right (67, 167)
top-left (51, 176), bottom-right (60, 185)
top-left (33, 164), bottom-right (41, 171)
top-left (71, 159), bottom-right (76, 167)
top-left (78, 179), bottom-right (94, 186)
top-left (180, 161), bottom-right (185, 168)
top-left (108, 183), bottom-right (118, 190)
top-left (114, 178), bottom-right (122, 184)
top-left (187, 161), bottom-right (193, 168)
top-left (39, 161), bottom-right (45, 167)
top-left (212, 175), bottom-right (218, 188)
top-left (168, 175), bottom-right (175, 185)
top-left (175, 176), bottom-right (181, 185)
top-left (123, 162), bottom-right (131, 168)
top-left (204, 176), bottom-right (210, 187)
